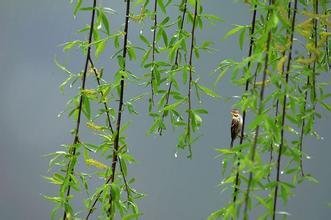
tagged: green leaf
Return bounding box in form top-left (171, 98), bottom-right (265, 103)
top-left (95, 39), bottom-right (106, 58)
top-left (55, 59), bottom-right (72, 75)
top-left (139, 34), bottom-right (150, 46)
top-left (63, 40), bottom-right (81, 51)
top-left (320, 101), bottom-right (331, 111)
top-left (157, 0), bottom-right (166, 13)
top-left (164, 99), bottom-right (185, 111)
top-left (43, 195), bottom-right (65, 204)
top-left (82, 94), bottom-right (91, 120)
top-left (99, 8), bottom-right (110, 35)
top-left (160, 16), bottom-right (170, 26)
top-left (73, 0), bottom-right (82, 17)
top-left (117, 55), bottom-right (125, 68)
top-left (196, 83), bottom-right (220, 98)
top-left (238, 27), bottom-right (246, 50)
top-left (127, 46), bottom-right (136, 60)
top-left (224, 25), bottom-right (247, 39)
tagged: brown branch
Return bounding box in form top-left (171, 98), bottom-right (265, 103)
top-left (312, 0), bottom-right (319, 109)
top-left (158, 0), bottom-right (188, 135)
top-left (107, 0), bottom-right (131, 217)
top-left (150, 0), bottom-right (158, 105)
top-left (268, 1), bottom-right (292, 181)
top-left (272, 0), bottom-right (298, 219)
top-left (62, 0), bottom-right (97, 219)
top-left (298, 74), bottom-right (309, 177)
top-left (232, 3), bottom-right (257, 204)
top-left (185, 0), bottom-right (198, 158)
top-left (243, 1), bottom-right (275, 218)
top-left (297, 0), bottom-right (321, 179)
top-left (88, 57), bottom-right (114, 133)
top-left (84, 1), bottom-right (132, 219)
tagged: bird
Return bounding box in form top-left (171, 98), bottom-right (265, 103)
top-left (230, 109), bottom-right (243, 148)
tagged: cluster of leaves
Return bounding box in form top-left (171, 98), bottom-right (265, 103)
top-left (210, 0), bottom-right (330, 219)
top-left (46, 0), bottom-right (142, 219)
top-left (136, 0), bottom-right (221, 157)
top-left (45, 0), bottom-right (330, 219)
top-left (45, 0), bottom-right (221, 219)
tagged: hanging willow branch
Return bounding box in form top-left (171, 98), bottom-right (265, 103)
top-left (62, 0), bottom-right (97, 219)
top-left (83, 1), bottom-right (132, 219)
top-left (88, 57), bottom-right (114, 133)
top-left (158, 0), bottom-right (188, 135)
top-left (186, 0), bottom-right (198, 158)
top-left (272, 0), bottom-right (298, 219)
top-left (232, 3), bottom-right (257, 204)
top-left (108, 0), bottom-right (131, 217)
top-left (312, 0), bottom-right (319, 110)
top-left (268, 1), bottom-right (292, 174)
top-left (150, 0), bottom-right (158, 105)
top-left (89, 56), bottom-right (131, 201)
top-left (243, 1), bottom-right (275, 218)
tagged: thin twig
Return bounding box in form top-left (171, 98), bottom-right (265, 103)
top-left (88, 57), bottom-right (114, 133)
top-left (311, 0), bottom-right (318, 110)
top-left (150, 0), bottom-right (158, 105)
top-left (89, 56), bottom-right (132, 207)
top-left (324, 10), bottom-right (330, 70)
top-left (272, 0), bottom-right (298, 219)
top-left (62, 0), bottom-right (97, 219)
top-left (118, 157), bottom-right (132, 205)
top-left (232, 3), bottom-right (257, 204)
top-left (267, 1), bottom-right (292, 181)
top-left (186, 0), bottom-right (198, 158)
top-left (297, 0), bottom-right (321, 179)
top-left (158, 0), bottom-right (188, 135)
top-left (108, 0), bottom-right (131, 217)
top-left (298, 74), bottom-right (309, 177)
top-left (243, 1), bottom-right (274, 219)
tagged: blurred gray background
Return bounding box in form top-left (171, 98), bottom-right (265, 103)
top-left (0, 0), bottom-right (330, 219)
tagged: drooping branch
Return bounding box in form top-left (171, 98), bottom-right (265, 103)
top-left (186, 0), bottom-right (198, 158)
top-left (232, 3), bottom-right (257, 204)
top-left (158, 0), bottom-right (188, 135)
top-left (272, 0), bottom-right (298, 219)
top-left (90, 56), bottom-right (131, 199)
top-left (311, 0), bottom-right (319, 109)
top-left (268, 1), bottom-right (292, 180)
top-left (297, 0), bottom-right (321, 179)
top-left (84, 1), bottom-right (132, 219)
top-left (243, 1), bottom-right (275, 219)
top-left (88, 57), bottom-right (114, 133)
top-left (150, 0), bottom-right (158, 104)
top-left (62, 0), bottom-right (97, 219)
top-left (108, 0), bottom-right (131, 217)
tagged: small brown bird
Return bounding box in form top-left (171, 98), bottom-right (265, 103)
top-left (230, 109), bottom-right (243, 148)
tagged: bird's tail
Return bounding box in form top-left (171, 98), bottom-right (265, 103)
top-left (230, 138), bottom-right (234, 148)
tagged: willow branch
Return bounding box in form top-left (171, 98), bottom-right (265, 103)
top-left (107, 0), bottom-right (131, 217)
top-left (232, 3), bottom-right (257, 204)
top-left (311, 0), bottom-right (318, 109)
top-left (158, 0), bottom-right (188, 135)
top-left (324, 10), bottom-right (330, 70)
top-left (88, 57), bottom-right (114, 133)
top-left (150, 0), bottom-right (158, 105)
top-left (243, 1), bottom-right (274, 218)
top-left (268, 1), bottom-right (292, 180)
top-left (298, 74), bottom-right (309, 176)
top-left (297, 0), bottom-right (320, 178)
top-left (62, 0), bottom-right (97, 219)
top-left (272, 0), bottom-right (298, 219)
top-left (185, 0), bottom-right (198, 158)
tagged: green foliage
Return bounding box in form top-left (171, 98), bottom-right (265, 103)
top-left (46, 0), bottom-right (330, 219)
